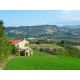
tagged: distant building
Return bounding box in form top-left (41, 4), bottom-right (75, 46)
top-left (27, 38), bottom-right (39, 40)
top-left (9, 38), bottom-right (33, 56)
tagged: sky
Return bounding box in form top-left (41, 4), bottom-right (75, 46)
top-left (0, 10), bottom-right (80, 27)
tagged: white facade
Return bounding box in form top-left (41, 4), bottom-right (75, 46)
top-left (15, 38), bottom-right (29, 49)
top-left (15, 38), bottom-right (33, 56)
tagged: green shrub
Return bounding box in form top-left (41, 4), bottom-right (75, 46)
top-left (39, 48), bottom-right (45, 52)
top-left (32, 46), bottom-right (39, 50)
top-left (65, 45), bottom-right (80, 58)
top-left (11, 45), bottom-right (19, 55)
top-left (38, 45), bottom-right (80, 58)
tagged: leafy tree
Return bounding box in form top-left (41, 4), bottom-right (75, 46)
top-left (64, 44), bottom-right (80, 57)
top-left (60, 40), bottom-right (65, 44)
top-left (0, 20), bottom-right (5, 37)
top-left (57, 40), bottom-right (66, 47)
top-left (0, 20), bottom-right (14, 63)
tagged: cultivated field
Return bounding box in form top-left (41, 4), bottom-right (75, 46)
top-left (4, 50), bottom-right (80, 70)
top-left (30, 44), bottom-right (62, 49)
top-left (74, 45), bottom-right (80, 50)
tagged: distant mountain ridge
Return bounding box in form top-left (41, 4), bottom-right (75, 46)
top-left (62, 25), bottom-right (80, 28)
top-left (5, 25), bottom-right (80, 39)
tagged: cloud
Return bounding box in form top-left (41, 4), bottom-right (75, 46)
top-left (60, 10), bottom-right (72, 19)
top-left (71, 17), bottom-right (80, 20)
top-left (60, 10), bottom-right (80, 21)
top-left (58, 24), bottom-right (64, 26)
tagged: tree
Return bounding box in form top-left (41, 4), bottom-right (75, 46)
top-left (0, 20), bottom-right (13, 63)
top-left (0, 20), bottom-right (5, 37)
top-left (64, 44), bottom-right (80, 57)
top-left (60, 40), bottom-right (65, 44)
top-left (58, 40), bottom-right (65, 47)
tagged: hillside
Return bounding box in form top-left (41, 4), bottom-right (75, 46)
top-left (5, 25), bottom-right (80, 39)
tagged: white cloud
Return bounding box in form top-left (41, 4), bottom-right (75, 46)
top-left (60, 10), bottom-right (80, 21)
top-left (58, 24), bottom-right (64, 26)
top-left (60, 10), bottom-right (72, 19)
top-left (71, 17), bottom-right (80, 20)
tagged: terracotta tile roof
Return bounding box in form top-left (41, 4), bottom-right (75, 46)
top-left (9, 38), bottom-right (22, 45)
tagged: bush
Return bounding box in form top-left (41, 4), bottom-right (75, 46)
top-left (57, 40), bottom-right (66, 47)
top-left (35, 39), bottom-right (54, 44)
top-left (32, 46), bottom-right (39, 50)
top-left (38, 43), bottom-right (80, 58)
top-left (11, 45), bottom-right (18, 55)
top-left (39, 48), bottom-right (66, 56)
top-left (64, 45), bottom-right (80, 58)
top-left (39, 48), bottom-right (45, 52)
top-left (45, 48), bottom-right (52, 53)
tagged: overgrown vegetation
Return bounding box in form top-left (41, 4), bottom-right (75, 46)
top-left (32, 40), bottom-right (80, 58)
top-left (0, 20), bottom-right (18, 63)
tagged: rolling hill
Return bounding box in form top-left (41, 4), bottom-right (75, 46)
top-left (5, 25), bottom-right (80, 39)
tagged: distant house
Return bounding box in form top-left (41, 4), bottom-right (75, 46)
top-left (9, 38), bottom-right (33, 56)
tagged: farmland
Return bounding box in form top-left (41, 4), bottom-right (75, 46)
top-left (30, 44), bottom-right (62, 49)
top-left (74, 45), bottom-right (80, 50)
top-left (4, 50), bottom-right (80, 70)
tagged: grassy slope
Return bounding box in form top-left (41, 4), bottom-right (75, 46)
top-left (4, 50), bottom-right (80, 70)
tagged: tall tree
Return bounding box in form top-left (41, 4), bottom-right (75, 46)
top-left (0, 20), bottom-right (11, 63)
top-left (0, 20), bottom-right (18, 63)
top-left (0, 20), bottom-right (5, 37)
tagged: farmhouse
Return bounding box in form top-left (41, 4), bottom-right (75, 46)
top-left (9, 38), bottom-right (33, 56)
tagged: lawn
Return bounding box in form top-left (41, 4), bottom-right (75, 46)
top-left (4, 50), bottom-right (80, 70)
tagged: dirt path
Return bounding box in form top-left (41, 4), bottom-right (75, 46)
top-left (0, 55), bottom-right (15, 70)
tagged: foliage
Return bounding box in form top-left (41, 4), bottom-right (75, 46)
top-left (0, 20), bottom-right (18, 63)
top-left (64, 45), bottom-right (80, 57)
top-left (57, 40), bottom-right (80, 46)
top-left (35, 39), bottom-right (54, 44)
top-left (0, 20), bottom-right (5, 37)
top-left (37, 44), bottom-right (80, 58)
top-left (0, 37), bottom-right (12, 62)
top-left (59, 40), bottom-right (65, 46)
top-left (11, 45), bottom-right (18, 55)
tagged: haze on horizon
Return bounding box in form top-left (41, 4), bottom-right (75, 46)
top-left (0, 10), bottom-right (80, 27)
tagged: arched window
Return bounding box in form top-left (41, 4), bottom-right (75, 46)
top-left (17, 44), bottom-right (19, 48)
top-left (24, 43), bottom-right (29, 47)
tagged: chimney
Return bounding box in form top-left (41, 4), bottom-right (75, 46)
top-left (24, 38), bottom-right (26, 41)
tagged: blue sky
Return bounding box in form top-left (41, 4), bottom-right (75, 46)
top-left (0, 10), bottom-right (80, 27)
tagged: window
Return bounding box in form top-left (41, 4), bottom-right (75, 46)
top-left (17, 44), bottom-right (19, 48)
top-left (24, 43), bottom-right (29, 47)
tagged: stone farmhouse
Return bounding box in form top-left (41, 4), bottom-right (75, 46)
top-left (9, 38), bottom-right (33, 56)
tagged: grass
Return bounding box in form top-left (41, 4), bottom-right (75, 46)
top-left (4, 50), bottom-right (80, 70)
